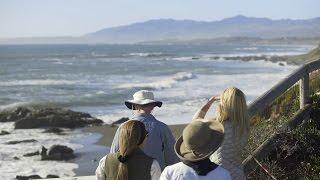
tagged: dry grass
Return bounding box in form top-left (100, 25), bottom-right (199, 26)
top-left (245, 73), bottom-right (320, 179)
top-left (245, 72), bottom-right (320, 155)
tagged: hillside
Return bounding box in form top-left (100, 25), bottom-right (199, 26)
top-left (86, 15), bottom-right (320, 44)
top-left (2, 15), bottom-right (320, 45)
top-left (287, 44), bottom-right (320, 63)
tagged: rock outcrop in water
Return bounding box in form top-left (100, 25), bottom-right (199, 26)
top-left (111, 117), bottom-right (129, 126)
top-left (0, 105), bottom-right (103, 129)
top-left (42, 127), bottom-right (65, 135)
top-left (5, 139), bottom-right (37, 145)
top-left (23, 151), bottom-right (40, 157)
top-left (16, 175), bottom-right (42, 180)
top-left (0, 130), bottom-right (10, 135)
top-left (15, 174), bottom-right (59, 180)
top-left (21, 145), bottom-right (75, 160)
top-left (221, 55), bottom-right (294, 64)
top-left (41, 145), bottom-right (76, 161)
top-left (0, 107), bottom-right (31, 122)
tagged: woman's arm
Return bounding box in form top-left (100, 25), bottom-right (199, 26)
top-left (192, 96), bottom-right (220, 121)
top-left (150, 160), bottom-right (162, 180)
top-left (95, 156), bottom-right (107, 180)
top-left (110, 125), bottom-right (121, 153)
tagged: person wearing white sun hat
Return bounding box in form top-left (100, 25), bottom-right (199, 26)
top-left (110, 90), bottom-right (179, 170)
top-left (124, 90), bottom-right (163, 110)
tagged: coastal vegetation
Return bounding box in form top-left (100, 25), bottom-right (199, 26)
top-left (245, 46), bottom-right (320, 179)
top-left (286, 44), bottom-right (320, 64)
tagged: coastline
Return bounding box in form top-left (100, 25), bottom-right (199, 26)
top-left (1, 43), bottom-right (317, 179)
top-left (70, 131), bottom-right (108, 176)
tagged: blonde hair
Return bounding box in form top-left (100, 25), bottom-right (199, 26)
top-left (117, 120), bottom-right (147, 180)
top-left (215, 87), bottom-right (249, 135)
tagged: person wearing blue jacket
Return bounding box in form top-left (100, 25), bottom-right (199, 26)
top-left (110, 90), bottom-right (179, 170)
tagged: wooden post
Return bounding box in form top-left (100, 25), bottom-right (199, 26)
top-left (300, 73), bottom-right (309, 109)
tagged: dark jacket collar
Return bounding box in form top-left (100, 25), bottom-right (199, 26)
top-left (133, 113), bottom-right (155, 121)
top-left (182, 158), bottom-right (218, 176)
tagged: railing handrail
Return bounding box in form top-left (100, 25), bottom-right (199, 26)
top-left (243, 58), bottom-right (320, 175)
top-left (248, 58), bottom-right (320, 117)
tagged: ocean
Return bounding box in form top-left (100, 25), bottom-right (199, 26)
top-left (0, 44), bottom-right (314, 179)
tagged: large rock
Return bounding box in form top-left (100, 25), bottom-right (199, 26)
top-left (2, 106), bottom-right (104, 129)
top-left (23, 151), bottom-right (40, 157)
top-left (46, 175), bottom-right (59, 178)
top-left (111, 117), bottom-right (129, 126)
top-left (41, 145), bottom-right (76, 161)
top-left (0, 107), bottom-right (31, 122)
top-left (5, 139), bottom-right (37, 145)
top-left (42, 127), bottom-right (65, 135)
top-left (0, 130), bottom-right (10, 135)
top-left (16, 175), bottom-right (41, 180)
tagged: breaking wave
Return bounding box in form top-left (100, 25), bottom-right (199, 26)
top-left (128, 52), bottom-right (166, 57)
top-left (117, 72), bottom-right (196, 90)
top-left (0, 79), bottom-right (77, 86)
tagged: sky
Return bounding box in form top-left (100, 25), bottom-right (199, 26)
top-left (0, 0), bottom-right (319, 38)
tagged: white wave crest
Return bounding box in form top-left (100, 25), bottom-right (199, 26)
top-left (171, 56), bottom-right (195, 61)
top-left (128, 52), bottom-right (164, 57)
top-left (117, 72), bottom-right (196, 90)
top-left (0, 102), bottom-right (30, 111)
top-left (235, 47), bottom-right (259, 50)
top-left (0, 79), bottom-right (77, 86)
top-left (96, 91), bottom-right (105, 95)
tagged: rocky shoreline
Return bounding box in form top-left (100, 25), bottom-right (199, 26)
top-left (216, 44), bottom-right (320, 65)
top-left (209, 55), bottom-right (295, 65)
top-left (0, 105), bottom-right (105, 179)
top-left (0, 106), bottom-right (103, 129)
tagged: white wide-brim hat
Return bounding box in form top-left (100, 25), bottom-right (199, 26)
top-left (125, 90), bottom-right (162, 110)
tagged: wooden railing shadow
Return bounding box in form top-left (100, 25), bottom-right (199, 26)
top-left (242, 59), bottom-right (320, 175)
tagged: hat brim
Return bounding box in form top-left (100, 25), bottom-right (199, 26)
top-left (174, 120), bottom-right (224, 162)
top-left (125, 99), bottom-right (162, 110)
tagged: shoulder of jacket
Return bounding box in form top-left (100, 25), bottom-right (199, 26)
top-left (215, 166), bottom-right (232, 177)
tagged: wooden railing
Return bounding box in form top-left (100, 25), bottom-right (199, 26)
top-left (242, 58), bottom-right (320, 174)
top-left (248, 59), bottom-right (320, 117)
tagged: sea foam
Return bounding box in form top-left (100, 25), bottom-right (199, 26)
top-left (117, 72), bottom-right (196, 90)
top-left (128, 52), bottom-right (164, 57)
top-left (0, 79), bottom-right (77, 86)
top-left (0, 123), bottom-right (85, 180)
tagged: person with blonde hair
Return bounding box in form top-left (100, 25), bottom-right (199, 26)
top-left (96, 120), bottom-right (161, 180)
top-left (193, 87), bottom-right (249, 180)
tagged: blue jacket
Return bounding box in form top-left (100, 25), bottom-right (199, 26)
top-left (110, 113), bottom-right (179, 170)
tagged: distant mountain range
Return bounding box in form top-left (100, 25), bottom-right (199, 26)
top-left (1, 15), bottom-right (320, 44)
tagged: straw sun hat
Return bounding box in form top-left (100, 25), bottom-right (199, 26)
top-left (175, 119), bottom-right (224, 162)
top-left (125, 90), bottom-right (162, 110)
